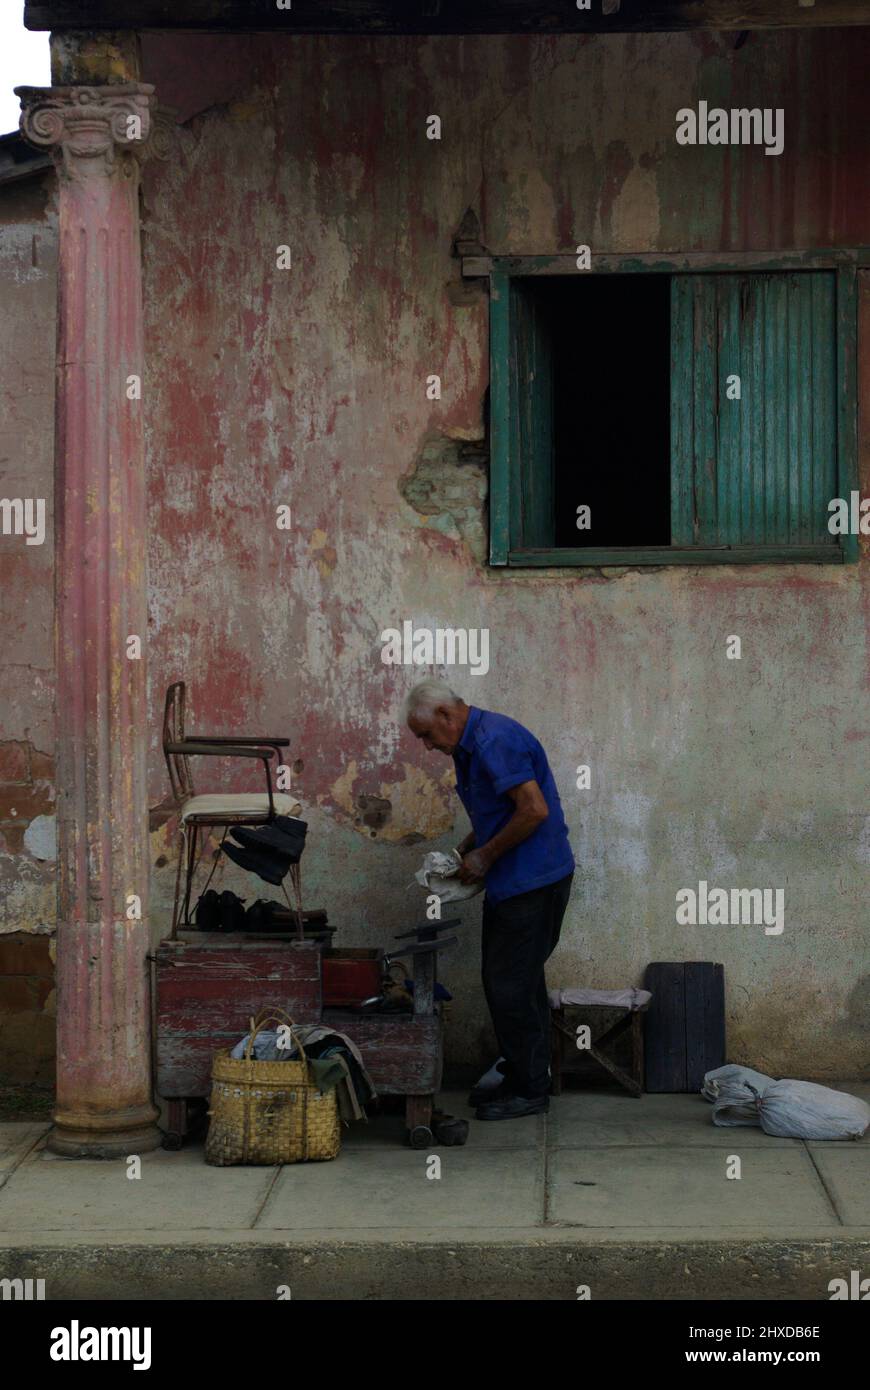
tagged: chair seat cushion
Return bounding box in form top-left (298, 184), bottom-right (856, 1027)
top-left (180, 793), bottom-right (302, 823)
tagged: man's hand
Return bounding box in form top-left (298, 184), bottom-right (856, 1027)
top-left (457, 847), bottom-right (492, 884)
top-left (457, 781), bottom-right (548, 885)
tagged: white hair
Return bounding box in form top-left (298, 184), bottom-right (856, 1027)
top-left (404, 678), bottom-right (462, 722)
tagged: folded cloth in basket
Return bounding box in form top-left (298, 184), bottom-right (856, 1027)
top-left (307, 1053), bottom-right (376, 1124)
top-left (547, 987), bottom-right (652, 1011)
top-left (293, 1028), bottom-right (377, 1119)
top-left (230, 1025), bottom-right (376, 1123)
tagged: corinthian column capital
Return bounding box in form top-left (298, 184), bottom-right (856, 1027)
top-left (15, 83), bottom-right (156, 181)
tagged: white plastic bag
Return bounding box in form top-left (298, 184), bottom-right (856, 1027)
top-left (702, 1064), bottom-right (775, 1127)
top-left (757, 1080), bottom-right (870, 1141)
top-left (703, 1066), bottom-right (869, 1139)
top-left (414, 849), bottom-right (483, 903)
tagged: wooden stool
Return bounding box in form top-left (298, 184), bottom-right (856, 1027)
top-left (550, 998), bottom-right (649, 1098)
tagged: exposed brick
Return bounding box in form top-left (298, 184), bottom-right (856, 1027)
top-left (0, 826), bottom-right (26, 853)
top-left (0, 977), bottom-right (38, 1013)
top-left (29, 749), bottom-right (54, 781)
top-left (0, 784), bottom-right (54, 825)
top-left (31, 1012), bottom-right (57, 1063)
top-left (33, 978), bottom-right (53, 1010)
top-left (0, 933), bottom-right (55, 977)
top-left (0, 1012), bottom-right (56, 1085)
top-left (0, 742), bottom-right (29, 783)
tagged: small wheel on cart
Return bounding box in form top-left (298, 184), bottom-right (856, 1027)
top-left (408, 1124), bottom-right (433, 1150)
top-left (161, 1131), bottom-right (184, 1151)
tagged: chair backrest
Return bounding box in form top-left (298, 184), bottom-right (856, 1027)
top-left (163, 681), bottom-right (195, 802)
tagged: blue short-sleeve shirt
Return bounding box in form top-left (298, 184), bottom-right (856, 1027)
top-left (452, 707), bottom-right (575, 903)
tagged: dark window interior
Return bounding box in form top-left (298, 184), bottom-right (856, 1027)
top-left (533, 277), bottom-right (672, 548)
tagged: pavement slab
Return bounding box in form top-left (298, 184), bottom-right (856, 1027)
top-left (807, 1145), bottom-right (870, 1226)
top-left (0, 1122), bottom-right (50, 1179)
top-left (0, 1146), bottom-right (277, 1232)
top-left (259, 1146), bottom-right (544, 1230)
top-left (549, 1144), bottom-right (838, 1228)
top-left (549, 1091), bottom-right (801, 1148)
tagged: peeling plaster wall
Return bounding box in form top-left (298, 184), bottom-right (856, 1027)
top-left (138, 29), bottom-right (870, 1078)
top-left (0, 172), bottom-right (57, 1081)
top-left (0, 171), bottom-right (57, 931)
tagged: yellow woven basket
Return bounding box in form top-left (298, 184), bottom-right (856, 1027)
top-left (205, 1009), bottom-right (341, 1166)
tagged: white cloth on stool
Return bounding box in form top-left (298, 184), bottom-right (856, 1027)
top-left (548, 987), bottom-right (652, 1011)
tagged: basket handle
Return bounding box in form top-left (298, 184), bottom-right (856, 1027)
top-left (243, 1007), bottom-right (309, 1074)
top-left (246, 1004), bottom-right (297, 1039)
top-left (248, 1004), bottom-right (296, 1035)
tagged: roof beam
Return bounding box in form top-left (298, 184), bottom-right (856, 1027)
top-left (24, 1), bottom-right (870, 36)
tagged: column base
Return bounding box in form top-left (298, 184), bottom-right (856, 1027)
top-left (48, 1104), bottom-right (162, 1159)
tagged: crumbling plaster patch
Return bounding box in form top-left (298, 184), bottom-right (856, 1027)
top-left (329, 758), bottom-right (456, 842)
top-left (400, 432), bottom-right (488, 562)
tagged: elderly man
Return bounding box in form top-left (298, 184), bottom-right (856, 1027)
top-left (405, 679), bottom-right (575, 1120)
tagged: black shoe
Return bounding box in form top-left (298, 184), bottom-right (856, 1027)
top-left (433, 1114), bottom-right (470, 1146)
top-left (194, 889), bottom-right (220, 930)
top-left (222, 839), bottom-right (292, 885)
top-left (233, 816), bottom-right (307, 863)
top-left (218, 890), bottom-right (246, 932)
top-left (475, 1094), bottom-right (549, 1121)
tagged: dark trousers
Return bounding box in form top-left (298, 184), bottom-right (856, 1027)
top-left (481, 871), bottom-right (573, 1099)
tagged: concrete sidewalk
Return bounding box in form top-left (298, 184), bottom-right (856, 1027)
top-left (1, 1084), bottom-right (867, 1300)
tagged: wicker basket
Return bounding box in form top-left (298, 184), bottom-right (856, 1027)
top-left (205, 1009), bottom-right (341, 1166)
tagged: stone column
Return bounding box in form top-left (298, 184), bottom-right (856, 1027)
top-left (17, 83), bottom-right (161, 1156)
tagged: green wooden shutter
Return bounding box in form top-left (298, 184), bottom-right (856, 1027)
top-left (510, 279), bottom-right (554, 549)
top-left (670, 271), bottom-right (838, 548)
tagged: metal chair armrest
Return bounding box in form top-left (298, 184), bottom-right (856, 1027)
top-left (165, 741), bottom-right (275, 759)
top-left (165, 742), bottom-right (278, 817)
top-left (185, 735), bottom-right (290, 748)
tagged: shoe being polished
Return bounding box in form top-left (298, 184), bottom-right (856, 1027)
top-left (475, 1094), bottom-right (549, 1121)
top-left (468, 1056), bottom-right (509, 1106)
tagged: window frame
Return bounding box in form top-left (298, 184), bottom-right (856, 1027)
top-left (488, 251), bottom-right (860, 567)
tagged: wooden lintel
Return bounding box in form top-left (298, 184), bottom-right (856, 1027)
top-left (476, 249), bottom-right (869, 275)
top-left (462, 256), bottom-right (494, 278)
top-left (24, 1), bottom-right (870, 35)
top-left (506, 545), bottom-right (844, 566)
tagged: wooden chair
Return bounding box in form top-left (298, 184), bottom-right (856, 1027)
top-left (162, 681), bottom-right (299, 936)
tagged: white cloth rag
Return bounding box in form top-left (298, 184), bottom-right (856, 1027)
top-left (414, 849), bottom-right (484, 902)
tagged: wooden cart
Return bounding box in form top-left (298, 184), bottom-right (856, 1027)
top-left (153, 916), bottom-right (460, 1148)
